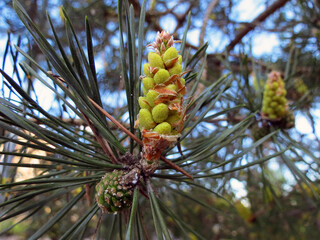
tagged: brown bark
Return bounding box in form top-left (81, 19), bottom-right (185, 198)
top-left (199, 0), bottom-right (220, 47)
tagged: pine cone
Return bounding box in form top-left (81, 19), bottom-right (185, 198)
top-left (294, 78), bottom-right (313, 105)
top-left (136, 30), bottom-right (187, 174)
top-left (138, 30), bottom-right (186, 136)
top-left (279, 110), bottom-right (295, 129)
top-left (261, 71), bottom-right (288, 120)
top-left (95, 170), bottom-right (134, 213)
top-left (251, 123), bottom-right (270, 141)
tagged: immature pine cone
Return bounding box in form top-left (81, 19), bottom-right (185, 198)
top-left (279, 110), bottom-right (295, 129)
top-left (95, 170), bottom-right (134, 213)
top-left (251, 123), bottom-right (270, 141)
top-left (293, 78), bottom-right (312, 104)
top-left (261, 71), bottom-right (288, 120)
top-left (137, 30), bottom-right (187, 174)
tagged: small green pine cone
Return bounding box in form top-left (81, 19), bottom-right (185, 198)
top-left (280, 110), bottom-right (295, 129)
top-left (142, 87), bottom-right (148, 96)
top-left (262, 71), bottom-right (288, 120)
top-left (163, 47), bottom-right (179, 68)
top-left (146, 90), bottom-right (159, 107)
top-left (166, 112), bottom-right (181, 125)
top-left (168, 63), bottom-right (183, 76)
top-left (136, 30), bottom-right (190, 173)
top-left (95, 170), bottom-right (134, 213)
top-left (137, 30), bottom-right (187, 137)
top-left (291, 78), bottom-right (312, 104)
top-left (251, 123), bottom-right (270, 141)
top-left (166, 84), bottom-right (178, 92)
top-left (295, 79), bottom-right (308, 95)
top-left (252, 73), bottom-right (265, 91)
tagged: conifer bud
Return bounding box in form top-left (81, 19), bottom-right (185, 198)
top-left (146, 90), bottom-right (159, 107)
top-left (135, 30), bottom-right (188, 174)
top-left (288, 78), bottom-right (312, 105)
top-left (280, 110), bottom-right (295, 129)
top-left (261, 71), bottom-right (295, 130)
top-left (252, 73), bottom-right (265, 90)
top-left (138, 97), bottom-right (151, 110)
top-left (262, 71), bottom-right (288, 120)
top-left (295, 78), bottom-right (308, 96)
top-left (163, 47), bottom-right (178, 62)
top-left (168, 63), bottom-right (182, 76)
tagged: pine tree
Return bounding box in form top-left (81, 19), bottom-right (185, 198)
top-left (0, 0), bottom-right (319, 239)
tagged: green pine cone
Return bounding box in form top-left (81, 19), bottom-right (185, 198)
top-left (146, 90), bottom-right (159, 107)
top-left (138, 97), bottom-right (151, 110)
top-left (261, 71), bottom-right (288, 120)
top-left (280, 110), bottom-right (295, 129)
top-left (137, 30), bottom-right (187, 135)
top-left (251, 124), bottom-right (270, 141)
top-left (95, 170), bottom-right (134, 213)
top-left (295, 78), bottom-right (308, 95)
top-left (166, 112), bottom-right (181, 125)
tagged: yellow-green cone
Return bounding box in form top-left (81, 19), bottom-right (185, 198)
top-left (137, 30), bottom-right (186, 135)
top-left (136, 30), bottom-right (188, 172)
top-left (262, 71), bottom-right (288, 120)
top-left (290, 78), bottom-right (313, 104)
top-left (261, 71), bottom-right (295, 130)
top-left (295, 78), bottom-right (308, 96)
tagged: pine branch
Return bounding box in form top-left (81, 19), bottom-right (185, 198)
top-left (88, 97), bottom-right (193, 179)
top-left (226, 0), bottom-right (291, 52)
top-left (199, 0), bottom-right (220, 47)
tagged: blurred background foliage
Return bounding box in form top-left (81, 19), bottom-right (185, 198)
top-left (0, 0), bottom-right (319, 239)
